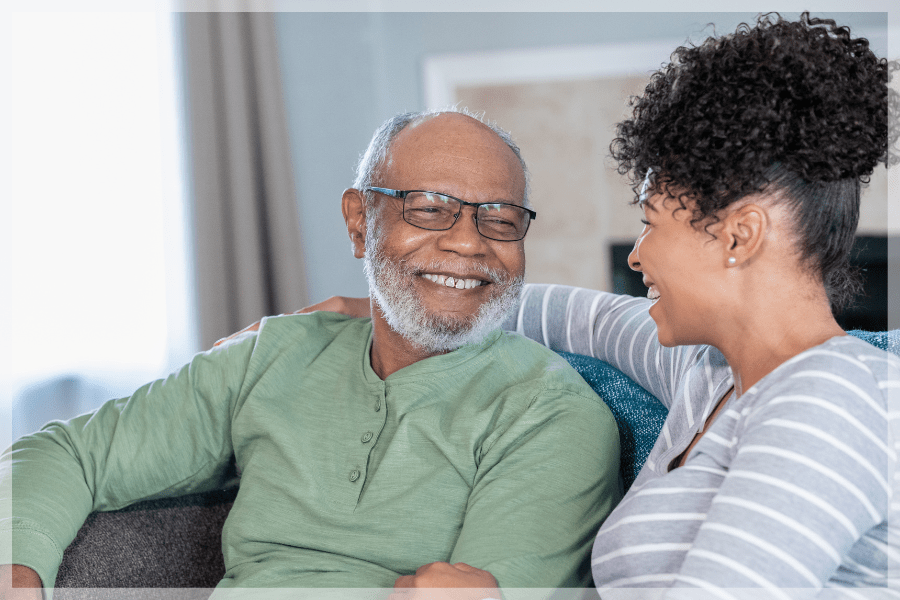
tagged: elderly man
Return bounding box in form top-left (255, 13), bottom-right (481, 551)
top-left (1, 110), bottom-right (620, 596)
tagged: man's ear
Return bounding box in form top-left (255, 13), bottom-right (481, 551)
top-left (342, 188), bottom-right (367, 259)
top-left (720, 203), bottom-right (768, 267)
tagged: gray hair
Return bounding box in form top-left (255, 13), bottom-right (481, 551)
top-left (352, 107), bottom-right (531, 208)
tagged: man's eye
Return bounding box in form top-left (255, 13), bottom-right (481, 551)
top-left (482, 216), bottom-right (515, 228)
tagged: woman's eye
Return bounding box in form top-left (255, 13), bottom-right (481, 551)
top-left (640, 218), bottom-right (650, 226)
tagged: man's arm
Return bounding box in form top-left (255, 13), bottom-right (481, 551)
top-left (0, 331), bottom-right (258, 589)
top-left (448, 385), bottom-right (622, 588)
top-left (389, 384), bottom-right (620, 594)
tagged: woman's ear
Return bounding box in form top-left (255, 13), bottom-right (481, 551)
top-left (342, 188), bottom-right (367, 259)
top-left (721, 202), bottom-right (768, 268)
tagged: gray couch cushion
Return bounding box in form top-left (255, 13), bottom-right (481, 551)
top-left (57, 488), bottom-right (237, 589)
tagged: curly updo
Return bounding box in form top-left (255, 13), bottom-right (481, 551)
top-left (611, 12), bottom-right (894, 312)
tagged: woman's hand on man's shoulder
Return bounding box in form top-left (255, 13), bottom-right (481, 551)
top-left (213, 296), bottom-right (371, 347)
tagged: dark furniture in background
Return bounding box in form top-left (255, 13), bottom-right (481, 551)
top-left (611, 235), bottom-right (898, 331)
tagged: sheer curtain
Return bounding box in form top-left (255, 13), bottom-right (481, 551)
top-left (5, 11), bottom-right (196, 444)
top-left (182, 12), bottom-right (309, 349)
top-left (4, 11), bottom-right (309, 446)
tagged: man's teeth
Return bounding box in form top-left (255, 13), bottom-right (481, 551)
top-left (422, 273), bottom-right (485, 290)
top-left (647, 287), bottom-right (660, 301)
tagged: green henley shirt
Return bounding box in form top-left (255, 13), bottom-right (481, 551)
top-left (1, 312), bottom-right (620, 591)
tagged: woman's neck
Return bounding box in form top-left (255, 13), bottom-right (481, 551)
top-left (713, 291), bottom-right (844, 396)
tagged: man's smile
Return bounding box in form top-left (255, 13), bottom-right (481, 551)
top-left (421, 272), bottom-right (488, 290)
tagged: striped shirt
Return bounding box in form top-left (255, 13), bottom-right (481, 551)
top-left (504, 284), bottom-right (900, 596)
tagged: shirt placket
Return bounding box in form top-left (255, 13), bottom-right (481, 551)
top-left (347, 381), bottom-right (388, 502)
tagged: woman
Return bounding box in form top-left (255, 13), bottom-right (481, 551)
top-left (509, 12), bottom-right (898, 594)
top-left (227, 13), bottom-right (897, 596)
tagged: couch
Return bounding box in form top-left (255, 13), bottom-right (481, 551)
top-left (51, 330), bottom-right (898, 591)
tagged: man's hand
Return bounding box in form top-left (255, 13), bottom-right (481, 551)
top-left (213, 296), bottom-right (371, 347)
top-left (390, 562), bottom-right (500, 600)
top-left (0, 565), bottom-right (43, 600)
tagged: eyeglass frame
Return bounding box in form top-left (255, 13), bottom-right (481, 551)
top-left (365, 186), bottom-right (537, 242)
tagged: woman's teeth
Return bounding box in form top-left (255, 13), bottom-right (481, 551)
top-left (422, 273), bottom-right (484, 290)
top-left (647, 287), bottom-right (660, 301)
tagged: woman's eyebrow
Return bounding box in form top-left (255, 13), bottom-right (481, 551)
top-left (639, 197), bottom-right (659, 212)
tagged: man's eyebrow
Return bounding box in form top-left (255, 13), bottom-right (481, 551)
top-left (427, 190), bottom-right (523, 206)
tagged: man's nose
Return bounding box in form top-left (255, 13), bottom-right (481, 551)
top-left (436, 206), bottom-right (489, 255)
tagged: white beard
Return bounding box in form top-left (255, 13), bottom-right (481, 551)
top-left (363, 236), bottom-right (523, 354)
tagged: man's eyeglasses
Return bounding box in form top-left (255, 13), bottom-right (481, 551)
top-left (366, 187), bottom-right (536, 242)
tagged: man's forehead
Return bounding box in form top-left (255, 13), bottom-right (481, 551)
top-left (381, 113), bottom-right (525, 197)
top-left (392, 113), bottom-right (501, 151)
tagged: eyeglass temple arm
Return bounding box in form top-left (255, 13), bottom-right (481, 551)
top-left (367, 187), bottom-right (405, 199)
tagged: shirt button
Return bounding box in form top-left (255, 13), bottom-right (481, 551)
top-left (349, 469), bottom-right (360, 482)
top-left (361, 432), bottom-right (373, 443)
top-left (374, 400), bottom-right (381, 412)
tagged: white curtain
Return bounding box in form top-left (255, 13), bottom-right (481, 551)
top-left (182, 12), bottom-right (309, 348)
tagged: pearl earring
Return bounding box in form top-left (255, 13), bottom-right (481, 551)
top-left (728, 257), bottom-right (737, 265)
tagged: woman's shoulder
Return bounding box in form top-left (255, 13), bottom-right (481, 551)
top-left (794, 334), bottom-right (900, 378)
top-left (746, 333), bottom-right (899, 414)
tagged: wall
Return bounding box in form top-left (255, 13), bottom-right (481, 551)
top-left (273, 12), bottom-right (890, 302)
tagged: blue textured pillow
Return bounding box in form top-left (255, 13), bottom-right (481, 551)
top-left (847, 329), bottom-right (900, 355)
top-left (558, 351), bottom-right (667, 491)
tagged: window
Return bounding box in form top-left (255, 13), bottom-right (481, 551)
top-left (3, 10), bottom-right (196, 445)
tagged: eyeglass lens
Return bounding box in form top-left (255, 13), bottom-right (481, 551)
top-left (403, 192), bottom-right (530, 241)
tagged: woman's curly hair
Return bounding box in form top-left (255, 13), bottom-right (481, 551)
top-left (611, 12), bottom-right (894, 312)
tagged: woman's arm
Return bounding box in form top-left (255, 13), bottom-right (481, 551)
top-left (216, 285), bottom-right (708, 408)
top-left (213, 296), bottom-right (371, 346)
top-left (503, 284), bottom-right (710, 408)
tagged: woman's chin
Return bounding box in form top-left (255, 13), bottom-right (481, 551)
top-left (649, 305), bottom-right (683, 347)
top-left (655, 331), bottom-right (679, 348)
top-left (648, 309), bottom-right (672, 346)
